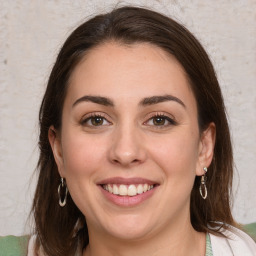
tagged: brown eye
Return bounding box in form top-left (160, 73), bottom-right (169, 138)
top-left (91, 116), bottom-right (104, 126)
top-left (144, 114), bottom-right (177, 128)
top-left (81, 114), bottom-right (111, 127)
top-left (153, 116), bottom-right (166, 126)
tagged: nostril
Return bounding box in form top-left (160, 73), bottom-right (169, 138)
top-left (111, 158), bottom-right (141, 166)
top-left (108, 139), bottom-right (147, 166)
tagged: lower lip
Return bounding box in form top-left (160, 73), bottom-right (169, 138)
top-left (99, 185), bottom-right (157, 207)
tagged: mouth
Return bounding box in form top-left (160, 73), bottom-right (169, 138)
top-left (98, 177), bottom-right (159, 206)
top-left (101, 183), bottom-right (155, 197)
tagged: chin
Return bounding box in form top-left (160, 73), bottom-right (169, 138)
top-left (107, 226), bottom-right (152, 241)
top-left (100, 214), bottom-right (154, 241)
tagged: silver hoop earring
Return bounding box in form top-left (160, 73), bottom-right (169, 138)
top-left (58, 177), bottom-right (68, 207)
top-left (199, 167), bottom-right (208, 199)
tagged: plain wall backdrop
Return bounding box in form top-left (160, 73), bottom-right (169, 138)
top-left (0, 0), bottom-right (255, 236)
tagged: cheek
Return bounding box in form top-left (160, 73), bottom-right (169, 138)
top-left (60, 132), bottom-right (109, 214)
top-left (61, 132), bottom-right (107, 177)
top-left (148, 130), bottom-right (200, 177)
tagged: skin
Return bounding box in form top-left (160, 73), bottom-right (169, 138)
top-left (49, 42), bottom-right (215, 256)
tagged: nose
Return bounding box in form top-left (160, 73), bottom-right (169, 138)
top-left (108, 124), bottom-right (147, 167)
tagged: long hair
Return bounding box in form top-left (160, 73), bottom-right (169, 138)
top-left (32, 6), bottom-right (236, 255)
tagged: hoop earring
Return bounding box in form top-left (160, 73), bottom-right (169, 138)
top-left (58, 177), bottom-right (68, 207)
top-left (199, 167), bottom-right (208, 199)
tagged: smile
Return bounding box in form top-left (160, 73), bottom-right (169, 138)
top-left (98, 177), bottom-right (158, 206)
top-left (102, 184), bottom-right (154, 197)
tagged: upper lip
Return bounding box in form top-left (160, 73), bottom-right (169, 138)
top-left (97, 177), bottom-right (158, 185)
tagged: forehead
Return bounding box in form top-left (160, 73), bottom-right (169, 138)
top-left (67, 42), bottom-right (196, 107)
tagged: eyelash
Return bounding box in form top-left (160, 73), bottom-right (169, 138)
top-left (144, 113), bottom-right (177, 128)
top-left (80, 113), bottom-right (111, 127)
top-left (80, 112), bottom-right (177, 128)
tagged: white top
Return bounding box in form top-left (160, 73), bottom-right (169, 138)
top-left (28, 226), bottom-right (256, 256)
top-left (210, 226), bottom-right (256, 255)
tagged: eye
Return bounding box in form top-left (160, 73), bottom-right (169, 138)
top-left (144, 114), bottom-right (177, 127)
top-left (152, 116), bottom-right (168, 126)
top-left (81, 114), bottom-right (111, 127)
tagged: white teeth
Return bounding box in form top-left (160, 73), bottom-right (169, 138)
top-left (119, 185), bottom-right (128, 195)
top-left (127, 185), bottom-right (137, 196)
top-left (137, 184), bottom-right (143, 194)
top-left (113, 184), bottom-right (119, 195)
top-left (102, 183), bottom-right (154, 196)
top-left (107, 184), bottom-right (113, 193)
top-left (143, 184), bottom-right (148, 192)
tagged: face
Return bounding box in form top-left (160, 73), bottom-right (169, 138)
top-left (50, 42), bottom-right (215, 241)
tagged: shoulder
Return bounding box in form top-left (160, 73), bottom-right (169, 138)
top-left (27, 235), bottom-right (47, 256)
top-left (0, 235), bottom-right (30, 256)
top-left (27, 235), bottom-right (82, 256)
top-left (209, 225), bottom-right (256, 255)
top-left (0, 235), bottom-right (44, 256)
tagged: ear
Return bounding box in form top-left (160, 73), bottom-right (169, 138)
top-left (48, 125), bottom-right (65, 177)
top-left (196, 122), bottom-right (216, 176)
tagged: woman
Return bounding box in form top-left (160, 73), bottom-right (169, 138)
top-left (28, 6), bottom-right (255, 256)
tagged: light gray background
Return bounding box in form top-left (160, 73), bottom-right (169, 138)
top-left (0, 0), bottom-right (255, 236)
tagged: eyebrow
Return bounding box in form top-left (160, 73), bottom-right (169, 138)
top-left (139, 95), bottom-right (186, 108)
top-left (72, 94), bottom-right (185, 108)
top-left (72, 95), bottom-right (114, 107)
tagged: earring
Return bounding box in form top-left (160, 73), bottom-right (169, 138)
top-left (199, 167), bottom-right (207, 199)
top-left (58, 177), bottom-right (68, 207)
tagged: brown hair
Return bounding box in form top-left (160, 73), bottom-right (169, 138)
top-left (32, 6), bottom-right (236, 255)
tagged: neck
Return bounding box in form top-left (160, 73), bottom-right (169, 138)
top-left (83, 219), bottom-right (206, 256)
